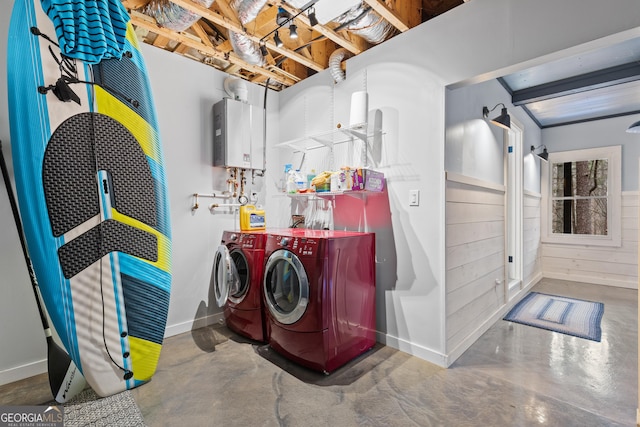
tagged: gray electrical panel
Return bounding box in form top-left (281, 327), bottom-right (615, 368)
top-left (213, 97), bottom-right (265, 170)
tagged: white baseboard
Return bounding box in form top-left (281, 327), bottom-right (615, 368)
top-left (164, 312), bottom-right (225, 338)
top-left (0, 314), bottom-right (226, 387)
top-left (444, 272), bottom-right (541, 366)
top-left (543, 271), bottom-right (637, 290)
top-left (0, 359), bottom-right (46, 387)
top-left (376, 331), bottom-right (447, 367)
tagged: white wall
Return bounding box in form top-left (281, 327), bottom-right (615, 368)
top-left (143, 46), bottom-right (279, 336)
top-left (443, 79), bottom-right (544, 362)
top-left (540, 117), bottom-right (639, 288)
top-left (445, 174), bottom-right (506, 360)
top-left (2, 0), bottom-right (640, 382)
top-left (277, 63), bottom-right (447, 364)
top-left (543, 115), bottom-right (640, 192)
top-left (445, 79), bottom-right (543, 190)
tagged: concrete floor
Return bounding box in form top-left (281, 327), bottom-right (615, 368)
top-left (0, 278), bottom-right (637, 426)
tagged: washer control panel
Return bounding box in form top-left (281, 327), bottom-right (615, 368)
top-left (274, 235), bottom-right (318, 257)
top-left (239, 233), bottom-right (258, 249)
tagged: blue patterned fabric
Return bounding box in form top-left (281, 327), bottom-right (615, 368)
top-left (40, 0), bottom-right (130, 63)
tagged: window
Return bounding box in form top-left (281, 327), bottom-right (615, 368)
top-left (541, 145), bottom-right (621, 247)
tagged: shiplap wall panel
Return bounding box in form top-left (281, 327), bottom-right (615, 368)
top-left (446, 220), bottom-right (504, 247)
top-left (446, 286), bottom-right (504, 351)
top-left (446, 236), bottom-right (504, 269)
top-left (445, 173), bottom-right (505, 353)
top-left (447, 251), bottom-right (504, 293)
top-left (447, 264), bottom-right (505, 314)
top-left (541, 192), bottom-right (638, 289)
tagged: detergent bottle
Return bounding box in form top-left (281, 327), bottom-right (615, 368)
top-left (239, 205), bottom-right (266, 231)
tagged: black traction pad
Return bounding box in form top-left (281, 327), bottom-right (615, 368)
top-left (58, 219), bottom-right (158, 279)
top-left (43, 112), bottom-right (156, 236)
top-left (42, 112), bottom-right (158, 278)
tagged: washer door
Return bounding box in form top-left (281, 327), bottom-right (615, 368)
top-left (213, 245), bottom-right (240, 308)
top-left (263, 249), bottom-right (309, 325)
top-left (228, 249), bottom-right (250, 304)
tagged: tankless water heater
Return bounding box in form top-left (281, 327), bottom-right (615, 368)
top-left (213, 97), bottom-right (265, 170)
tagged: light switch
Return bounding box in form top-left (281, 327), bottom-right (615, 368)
top-left (409, 189), bottom-right (420, 206)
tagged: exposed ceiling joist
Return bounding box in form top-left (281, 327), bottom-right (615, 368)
top-left (168, 0), bottom-right (325, 71)
top-left (362, 0), bottom-right (409, 32)
top-left (190, 22), bottom-right (214, 48)
top-left (129, 11), bottom-right (297, 86)
top-left (124, 0), bottom-right (461, 90)
top-left (212, 0), bottom-right (241, 26)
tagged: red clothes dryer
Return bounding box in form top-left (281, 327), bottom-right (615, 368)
top-left (213, 230), bottom-right (267, 342)
top-left (262, 229), bottom-right (376, 373)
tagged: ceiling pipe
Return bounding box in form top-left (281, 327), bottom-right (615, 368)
top-left (143, 0), bottom-right (215, 32)
top-left (328, 48), bottom-right (353, 84)
top-left (331, 2), bottom-right (395, 45)
top-left (229, 0), bottom-right (268, 66)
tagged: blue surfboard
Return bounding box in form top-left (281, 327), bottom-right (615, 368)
top-left (7, 0), bottom-right (172, 397)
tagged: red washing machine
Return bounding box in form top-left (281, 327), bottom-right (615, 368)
top-left (262, 229), bottom-right (376, 373)
top-left (213, 230), bottom-right (268, 342)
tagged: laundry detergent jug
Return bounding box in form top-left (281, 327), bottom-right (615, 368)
top-left (240, 205), bottom-right (266, 231)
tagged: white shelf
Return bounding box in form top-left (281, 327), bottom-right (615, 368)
top-left (275, 122), bottom-right (382, 152)
top-left (286, 189), bottom-right (385, 200)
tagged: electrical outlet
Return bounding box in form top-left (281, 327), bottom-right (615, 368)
top-left (409, 189), bottom-right (420, 206)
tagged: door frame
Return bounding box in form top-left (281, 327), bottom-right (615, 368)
top-left (504, 117), bottom-right (523, 301)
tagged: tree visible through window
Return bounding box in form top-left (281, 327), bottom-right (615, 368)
top-left (551, 159), bottom-right (608, 235)
top-left (542, 145), bottom-right (620, 247)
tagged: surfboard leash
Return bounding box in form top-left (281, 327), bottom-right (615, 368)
top-left (31, 26), bottom-right (140, 109)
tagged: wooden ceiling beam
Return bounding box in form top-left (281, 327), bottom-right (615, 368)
top-left (121, 0), bottom-right (149, 10)
top-left (167, 0), bottom-right (325, 71)
top-left (152, 34), bottom-right (171, 49)
top-left (211, 0), bottom-right (241, 26)
top-left (190, 22), bottom-right (214, 48)
top-left (362, 0), bottom-right (410, 32)
top-left (129, 12), bottom-right (296, 87)
top-left (388, 0), bottom-right (421, 29)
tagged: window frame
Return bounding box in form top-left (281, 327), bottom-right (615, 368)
top-left (541, 145), bottom-right (621, 247)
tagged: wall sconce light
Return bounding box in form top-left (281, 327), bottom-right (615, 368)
top-left (273, 30), bottom-right (283, 48)
top-left (308, 7), bottom-right (318, 26)
top-left (626, 119), bottom-right (640, 133)
top-left (289, 22), bottom-right (298, 39)
top-left (531, 145), bottom-right (549, 161)
top-left (483, 103), bottom-right (511, 130)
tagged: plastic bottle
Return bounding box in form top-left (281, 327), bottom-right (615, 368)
top-left (307, 169), bottom-right (316, 191)
top-left (286, 168), bottom-right (297, 193)
top-left (294, 169), bottom-right (306, 191)
top-left (282, 164), bottom-right (292, 192)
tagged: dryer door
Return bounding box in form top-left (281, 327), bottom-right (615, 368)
top-left (213, 245), bottom-right (240, 307)
top-left (263, 249), bottom-right (309, 325)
